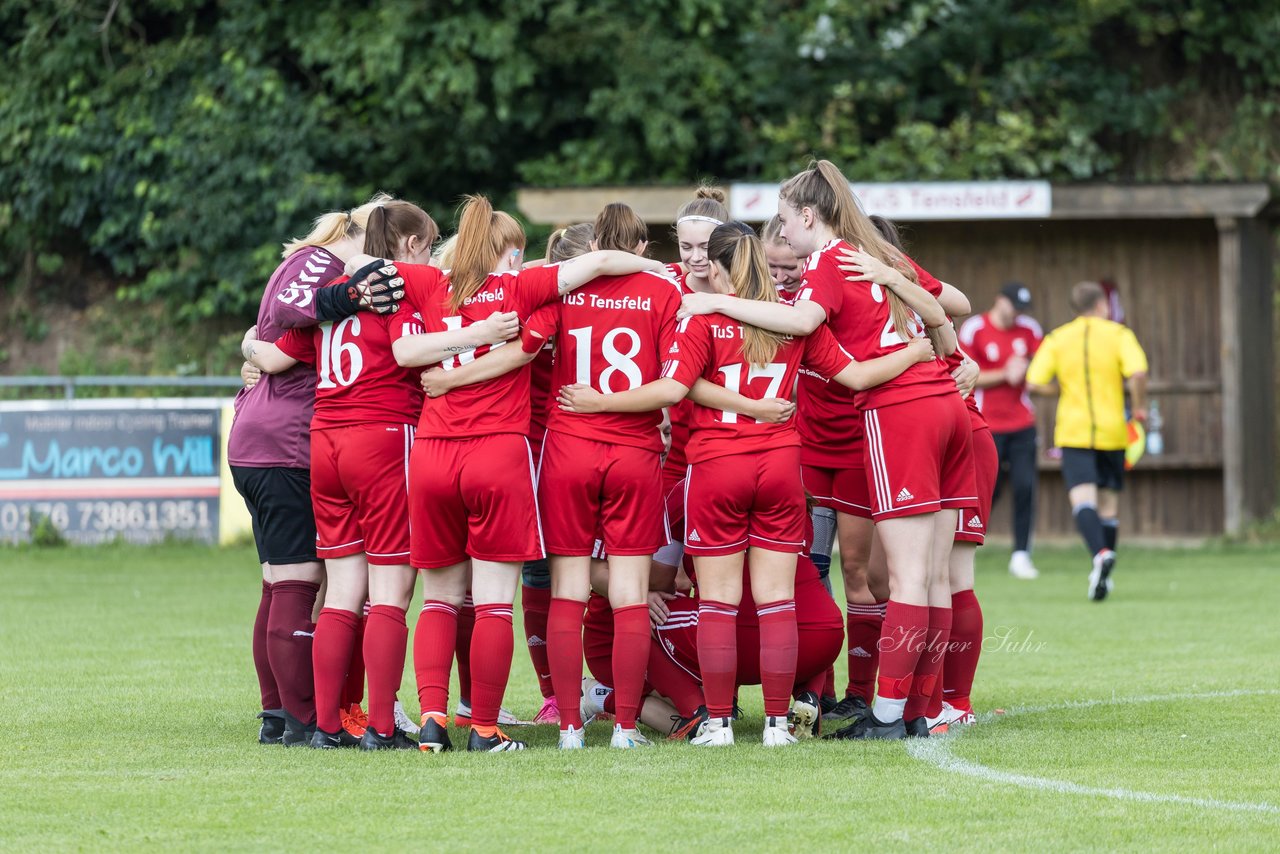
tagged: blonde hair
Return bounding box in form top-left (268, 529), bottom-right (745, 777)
top-left (281, 192), bottom-right (394, 258)
top-left (760, 215), bottom-right (785, 245)
top-left (707, 222), bottom-right (788, 366)
top-left (448, 195), bottom-right (526, 312)
top-left (432, 234), bottom-right (458, 268)
top-left (674, 185), bottom-right (728, 227)
top-left (594, 203), bottom-right (647, 253)
top-left (781, 160), bottom-right (918, 342)
top-left (546, 223), bottom-right (594, 263)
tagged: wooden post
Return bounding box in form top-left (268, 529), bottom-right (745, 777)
top-left (1217, 216), bottom-right (1244, 534)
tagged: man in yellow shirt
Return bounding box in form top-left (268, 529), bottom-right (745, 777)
top-left (1026, 281), bottom-right (1149, 601)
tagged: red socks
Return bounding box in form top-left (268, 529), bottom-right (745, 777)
top-left (874, 600), bottom-right (929, 720)
top-left (611, 604), bottom-right (650, 729)
top-left (414, 600), bottom-right (458, 716)
top-left (943, 589), bottom-right (983, 711)
top-left (697, 600), bottom-right (738, 719)
top-left (758, 600), bottom-right (798, 718)
top-left (312, 607), bottom-right (359, 734)
top-left (266, 579), bottom-right (320, 725)
top-left (252, 580), bottom-right (280, 710)
top-left (548, 597), bottom-right (587, 729)
top-left (845, 601), bottom-right (885, 702)
top-left (522, 584), bottom-right (554, 699)
top-left (364, 604), bottom-right (408, 737)
top-left (905, 606), bottom-right (953, 720)
top-left (340, 607), bottom-right (367, 710)
top-left (455, 596), bottom-right (475, 704)
top-left (468, 603), bottom-right (514, 728)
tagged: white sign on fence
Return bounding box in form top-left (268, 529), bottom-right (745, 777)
top-left (730, 181), bottom-right (1052, 222)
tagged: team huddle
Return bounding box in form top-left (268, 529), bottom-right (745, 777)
top-left (231, 159), bottom-right (996, 753)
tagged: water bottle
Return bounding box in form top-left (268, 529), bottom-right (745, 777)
top-left (1146, 400), bottom-right (1164, 456)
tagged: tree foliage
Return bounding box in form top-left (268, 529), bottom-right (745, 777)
top-left (2, 0), bottom-right (1277, 325)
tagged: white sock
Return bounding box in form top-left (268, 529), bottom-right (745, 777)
top-left (873, 695), bottom-right (906, 722)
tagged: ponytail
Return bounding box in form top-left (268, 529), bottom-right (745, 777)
top-left (780, 160), bottom-right (920, 343)
top-left (707, 222), bottom-right (788, 367)
top-left (281, 191), bottom-right (396, 258)
top-left (362, 201), bottom-right (439, 261)
top-left (448, 195), bottom-right (526, 312)
top-left (546, 223), bottom-right (594, 263)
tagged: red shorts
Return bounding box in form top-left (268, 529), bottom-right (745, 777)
top-left (310, 423), bottom-right (413, 565)
top-left (408, 434), bottom-right (543, 569)
top-left (862, 394), bottom-right (976, 520)
top-left (956, 426), bottom-right (998, 545)
top-left (685, 446), bottom-right (807, 556)
top-left (527, 426), bottom-right (548, 468)
top-left (538, 432), bottom-right (667, 556)
top-left (801, 463), bottom-right (872, 519)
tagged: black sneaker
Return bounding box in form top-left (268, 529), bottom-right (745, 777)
top-left (310, 727), bottom-right (361, 749)
top-left (822, 694), bottom-right (870, 722)
top-left (904, 717), bottom-right (930, 738)
top-left (819, 694), bottom-right (839, 716)
top-left (281, 709), bottom-right (315, 747)
top-left (669, 705), bottom-right (710, 742)
top-left (789, 691), bottom-right (821, 738)
top-left (359, 726), bottom-right (418, 750)
top-left (824, 712), bottom-right (906, 741)
top-left (418, 716), bottom-right (453, 753)
top-left (467, 727), bottom-right (527, 752)
top-left (257, 710), bottom-right (286, 745)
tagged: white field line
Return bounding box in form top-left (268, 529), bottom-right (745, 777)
top-left (906, 689), bottom-right (1280, 816)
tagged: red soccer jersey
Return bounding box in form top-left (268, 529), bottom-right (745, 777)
top-left (795, 240), bottom-right (951, 410)
top-left (662, 266), bottom-right (696, 485)
top-left (275, 282), bottom-right (424, 430)
top-left (522, 271), bottom-right (681, 453)
top-left (958, 312), bottom-right (1042, 433)
top-left (528, 339), bottom-right (555, 444)
top-left (393, 262), bottom-right (562, 439)
top-left (664, 311), bottom-right (852, 464)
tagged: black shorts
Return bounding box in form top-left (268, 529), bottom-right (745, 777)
top-left (230, 465), bottom-right (317, 565)
top-left (1060, 448), bottom-right (1125, 492)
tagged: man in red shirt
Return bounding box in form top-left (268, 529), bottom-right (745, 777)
top-left (959, 282), bottom-right (1043, 580)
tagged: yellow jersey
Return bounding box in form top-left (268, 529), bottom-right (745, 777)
top-left (1026, 316), bottom-right (1148, 450)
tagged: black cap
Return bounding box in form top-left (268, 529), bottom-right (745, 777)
top-left (1000, 281), bottom-right (1032, 311)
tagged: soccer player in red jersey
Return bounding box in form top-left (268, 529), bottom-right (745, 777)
top-left (959, 283), bottom-right (1044, 579)
top-left (560, 221), bottom-right (934, 746)
top-left (366, 195), bottom-right (667, 753)
top-left (504, 203), bottom-right (680, 750)
top-left (243, 202), bottom-right (521, 750)
top-left (679, 162), bottom-right (975, 740)
top-left (662, 187), bottom-right (730, 496)
top-left (523, 223), bottom-right (599, 727)
top-left (229, 195), bottom-right (406, 746)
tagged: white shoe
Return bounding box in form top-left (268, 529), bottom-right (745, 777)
top-left (455, 700), bottom-right (531, 727)
top-left (394, 700), bottom-right (420, 736)
top-left (762, 716), bottom-right (798, 746)
top-left (937, 701), bottom-right (976, 727)
top-left (1088, 549), bottom-right (1116, 601)
top-left (558, 724), bottom-right (585, 750)
top-left (610, 724), bottom-right (651, 748)
top-left (1008, 550), bottom-right (1039, 579)
top-left (580, 677), bottom-right (613, 726)
top-left (689, 716), bottom-right (734, 747)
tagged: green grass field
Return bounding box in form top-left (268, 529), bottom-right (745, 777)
top-left (1, 542), bottom-right (1277, 851)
